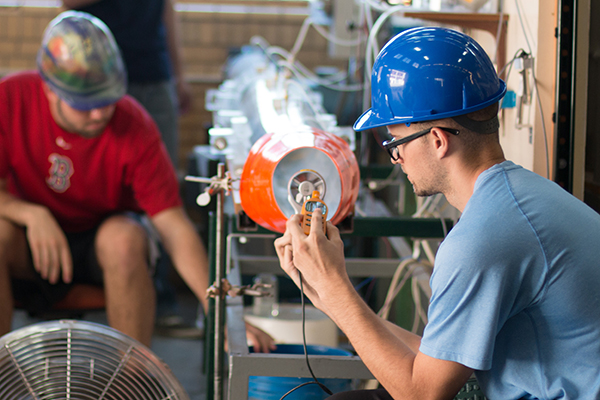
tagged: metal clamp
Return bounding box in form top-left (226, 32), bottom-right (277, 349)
top-left (185, 173), bottom-right (234, 206)
top-left (206, 278), bottom-right (273, 299)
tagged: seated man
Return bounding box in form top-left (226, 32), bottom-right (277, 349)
top-left (0, 10), bottom-right (273, 351)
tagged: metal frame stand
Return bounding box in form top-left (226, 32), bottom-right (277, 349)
top-left (187, 163), bottom-right (229, 400)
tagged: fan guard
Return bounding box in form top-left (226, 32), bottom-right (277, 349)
top-left (287, 169), bottom-right (326, 212)
top-left (0, 320), bottom-right (190, 400)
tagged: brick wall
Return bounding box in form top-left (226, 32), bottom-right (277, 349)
top-left (0, 7), bottom-right (56, 72)
top-left (0, 1), bottom-right (347, 171)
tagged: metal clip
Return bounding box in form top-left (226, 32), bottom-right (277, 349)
top-left (206, 279), bottom-right (273, 299)
top-left (228, 282), bottom-right (273, 298)
top-left (206, 279), bottom-right (233, 299)
top-left (185, 173), bottom-right (233, 206)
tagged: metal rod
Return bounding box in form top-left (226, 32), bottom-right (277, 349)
top-left (213, 163), bottom-right (226, 400)
top-left (184, 175), bottom-right (214, 184)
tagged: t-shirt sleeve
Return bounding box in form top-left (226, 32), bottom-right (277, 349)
top-left (120, 101), bottom-right (182, 216)
top-left (419, 230), bottom-right (541, 371)
top-left (129, 135), bottom-right (182, 216)
top-left (0, 80), bottom-right (9, 179)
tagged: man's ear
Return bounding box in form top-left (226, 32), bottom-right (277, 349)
top-left (41, 81), bottom-right (55, 101)
top-left (429, 127), bottom-right (452, 158)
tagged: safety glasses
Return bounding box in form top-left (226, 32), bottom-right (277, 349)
top-left (382, 127), bottom-right (459, 161)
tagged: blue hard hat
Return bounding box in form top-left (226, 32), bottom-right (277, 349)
top-left (354, 27), bottom-right (506, 131)
top-left (37, 11), bottom-right (127, 111)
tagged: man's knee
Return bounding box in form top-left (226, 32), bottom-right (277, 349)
top-left (0, 219), bottom-right (31, 275)
top-left (95, 216), bottom-right (149, 274)
top-left (0, 218), bottom-right (21, 249)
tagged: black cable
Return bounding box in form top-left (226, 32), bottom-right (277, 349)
top-left (279, 271), bottom-right (333, 400)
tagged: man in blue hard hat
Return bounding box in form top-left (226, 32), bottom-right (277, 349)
top-left (275, 27), bottom-right (600, 399)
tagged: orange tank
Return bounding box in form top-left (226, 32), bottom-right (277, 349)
top-left (239, 127), bottom-right (360, 233)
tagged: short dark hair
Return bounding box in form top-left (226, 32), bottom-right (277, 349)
top-left (416, 103), bottom-right (499, 133)
top-left (465, 102), bottom-right (500, 123)
top-left (415, 103), bottom-right (501, 153)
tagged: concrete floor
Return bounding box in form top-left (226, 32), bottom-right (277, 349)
top-left (10, 291), bottom-right (207, 400)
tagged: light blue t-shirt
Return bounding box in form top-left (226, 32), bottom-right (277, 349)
top-left (420, 161), bottom-right (600, 399)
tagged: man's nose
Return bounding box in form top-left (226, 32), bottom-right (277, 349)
top-left (391, 153), bottom-right (403, 165)
top-left (88, 106), bottom-right (112, 119)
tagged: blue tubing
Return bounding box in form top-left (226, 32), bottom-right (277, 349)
top-left (248, 344), bottom-right (354, 400)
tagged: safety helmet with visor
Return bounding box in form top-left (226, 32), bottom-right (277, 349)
top-left (353, 27), bottom-right (506, 133)
top-left (37, 11), bottom-right (127, 111)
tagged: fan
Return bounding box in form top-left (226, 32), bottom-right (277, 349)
top-left (0, 320), bottom-right (190, 400)
top-left (287, 169), bottom-right (326, 213)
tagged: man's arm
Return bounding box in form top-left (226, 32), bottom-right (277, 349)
top-left (0, 179), bottom-right (72, 283)
top-left (150, 206), bottom-right (210, 312)
top-left (382, 319), bottom-right (422, 354)
top-left (324, 278), bottom-right (472, 399)
top-left (151, 206), bottom-right (276, 352)
top-left (274, 210), bottom-right (473, 399)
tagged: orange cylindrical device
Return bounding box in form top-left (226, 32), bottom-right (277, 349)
top-left (239, 127), bottom-right (359, 233)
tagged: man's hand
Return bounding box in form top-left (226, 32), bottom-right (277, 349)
top-left (245, 322), bottom-right (277, 353)
top-left (274, 208), bottom-right (349, 316)
top-left (222, 322), bottom-right (276, 353)
top-left (25, 207), bottom-right (72, 284)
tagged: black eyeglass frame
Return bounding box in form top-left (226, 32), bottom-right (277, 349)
top-left (382, 127), bottom-right (460, 161)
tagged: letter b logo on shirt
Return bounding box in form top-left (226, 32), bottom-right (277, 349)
top-left (46, 153), bottom-right (74, 193)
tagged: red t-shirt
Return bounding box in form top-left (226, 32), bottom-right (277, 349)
top-left (0, 71), bottom-right (182, 232)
